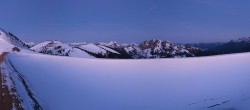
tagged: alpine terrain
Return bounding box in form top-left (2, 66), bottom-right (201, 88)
top-left (1, 28), bottom-right (250, 110)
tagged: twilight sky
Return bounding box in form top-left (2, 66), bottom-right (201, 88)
top-left (1, 0), bottom-right (250, 43)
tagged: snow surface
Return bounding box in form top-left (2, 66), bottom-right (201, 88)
top-left (30, 41), bottom-right (53, 51)
top-left (98, 45), bottom-right (120, 54)
top-left (78, 43), bottom-right (120, 55)
top-left (79, 43), bottom-right (106, 54)
top-left (68, 48), bottom-right (95, 58)
top-left (31, 41), bottom-right (94, 58)
top-left (0, 28), bottom-right (14, 53)
top-left (1, 59), bottom-right (34, 109)
top-left (78, 43), bottom-right (107, 55)
top-left (7, 52), bottom-right (250, 110)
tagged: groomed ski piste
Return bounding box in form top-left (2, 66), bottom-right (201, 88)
top-left (1, 28), bottom-right (250, 110)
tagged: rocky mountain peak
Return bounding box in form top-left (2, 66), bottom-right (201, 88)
top-left (139, 39), bottom-right (172, 50)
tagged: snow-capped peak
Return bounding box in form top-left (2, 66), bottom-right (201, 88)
top-left (139, 39), bottom-right (169, 50)
top-left (0, 27), bottom-right (210, 59)
top-left (105, 41), bottom-right (121, 48)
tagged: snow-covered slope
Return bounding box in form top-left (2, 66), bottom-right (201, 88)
top-left (1, 27), bottom-right (250, 109)
top-left (0, 28), bottom-right (29, 49)
top-left (77, 43), bottom-right (118, 55)
top-left (0, 31), bottom-right (14, 53)
top-left (32, 41), bottom-right (124, 58)
top-left (31, 40), bottom-right (94, 58)
top-left (7, 52), bottom-right (250, 110)
top-left (125, 39), bottom-right (197, 58)
top-left (0, 28), bottom-right (31, 54)
top-left (32, 39), bottom-right (206, 59)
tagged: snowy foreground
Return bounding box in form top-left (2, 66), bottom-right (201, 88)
top-left (6, 52), bottom-right (250, 110)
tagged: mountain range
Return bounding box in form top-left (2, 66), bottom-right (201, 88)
top-left (1, 27), bottom-right (250, 110)
top-left (1, 27), bottom-right (250, 59)
top-left (27, 37), bottom-right (250, 59)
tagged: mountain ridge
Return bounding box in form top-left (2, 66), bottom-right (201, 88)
top-left (2, 27), bottom-right (250, 59)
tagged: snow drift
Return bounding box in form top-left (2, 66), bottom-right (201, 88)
top-left (6, 52), bottom-right (250, 110)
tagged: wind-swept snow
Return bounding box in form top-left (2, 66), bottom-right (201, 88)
top-left (7, 52), bottom-right (250, 110)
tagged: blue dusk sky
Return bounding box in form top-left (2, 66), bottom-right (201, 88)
top-left (1, 0), bottom-right (250, 43)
